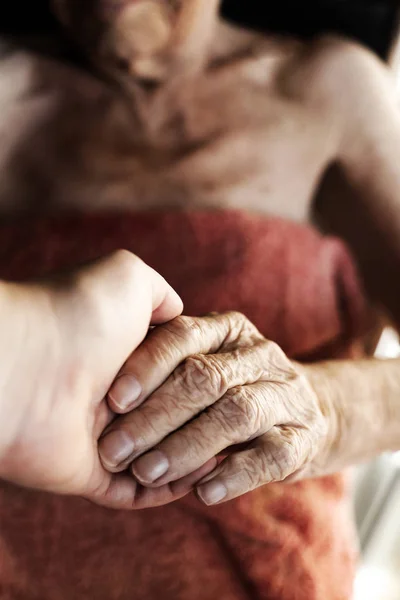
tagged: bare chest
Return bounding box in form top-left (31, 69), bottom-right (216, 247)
top-left (0, 45), bottom-right (335, 222)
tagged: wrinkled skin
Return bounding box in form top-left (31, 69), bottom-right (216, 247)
top-left (99, 312), bottom-right (330, 505)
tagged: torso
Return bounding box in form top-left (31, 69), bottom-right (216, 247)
top-left (0, 23), bottom-right (342, 221)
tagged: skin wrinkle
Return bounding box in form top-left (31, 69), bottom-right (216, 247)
top-left (102, 308), bottom-right (326, 489)
top-left (98, 313), bottom-right (329, 497)
top-left (208, 387), bottom-right (262, 440)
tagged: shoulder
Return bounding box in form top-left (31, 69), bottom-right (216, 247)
top-left (308, 36), bottom-right (395, 106)
top-left (306, 34), bottom-right (383, 66)
top-left (284, 35), bottom-right (395, 106)
top-left (283, 35), bottom-right (399, 161)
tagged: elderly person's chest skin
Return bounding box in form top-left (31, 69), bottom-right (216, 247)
top-left (0, 24), bottom-right (338, 222)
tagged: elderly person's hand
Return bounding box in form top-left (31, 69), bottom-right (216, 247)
top-left (99, 312), bottom-right (332, 505)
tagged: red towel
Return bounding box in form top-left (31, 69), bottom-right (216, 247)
top-left (0, 211), bottom-right (366, 599)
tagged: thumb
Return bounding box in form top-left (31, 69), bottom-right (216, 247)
top-left (148, 267), bottom-right (183, 324)
top-left (77, 250), bottom-right (182, 352)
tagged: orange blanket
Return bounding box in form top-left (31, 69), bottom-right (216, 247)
top-left (0, 211), bottom-right (366, 599)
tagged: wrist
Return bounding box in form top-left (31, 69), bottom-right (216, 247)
top-left (293, 361), bottom-right (342, 477)
top-left (299, 358), bottom-right (400, 476)
top-left (298, 362), bottom-right (344, 476)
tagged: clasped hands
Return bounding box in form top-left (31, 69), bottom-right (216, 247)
top-left (99, 312), bottom-right (331, 509)
top-left (0, 251), bottom-right (334, 511)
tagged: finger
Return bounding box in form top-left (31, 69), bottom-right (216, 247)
top-left (107, 312), bottom-right (262, 413)
top-left (100, 347), bottom-right (267, 472)
top-left (84, 250), bottom-right (183, 331)
top-left (196, 428), bottom-right (313, 505)
top-left (71, 250), bottom-right (183, 406)
top-left (149, 273), bottom-right (183, 325)
top-left (130, 382), bottom-right (278, 487)
top-left (87, 457), bottom-right (217, 510)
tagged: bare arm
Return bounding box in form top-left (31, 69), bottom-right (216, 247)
top-left (314, 41), bottom-right (400, 328)
top-left (309, 40), bottom-right (400, 469)
top-left (301, 358), bottom-right (400, 474)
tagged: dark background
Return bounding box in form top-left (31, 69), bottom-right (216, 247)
top-left (222, 0), bottom-right (399, 59)
top-left (0, 0), bottom-right (399, 59)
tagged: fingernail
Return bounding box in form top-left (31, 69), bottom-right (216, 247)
top-left (108, 375), bottom-right (142, 410)
top-left (132, 450), bottom-right (169, 484)
top-left (197, 480), bottom-right (227, 505)
top-left (100, 430), bottom-right (135, 467)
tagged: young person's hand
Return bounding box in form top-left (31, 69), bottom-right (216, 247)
top-left (0, 250), bottom-right (190, 509)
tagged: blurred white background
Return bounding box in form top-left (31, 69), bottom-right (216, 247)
top-left (352, 328), bottom-right (400, 600)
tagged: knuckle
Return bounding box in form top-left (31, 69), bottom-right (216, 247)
top-left (174, 354), bottom-right (228, 398)
top-left (225, 310), bottom-right (248, 323)
top-left (214, 387), bottom-right (262, 439)
top-left (259, 339), bottom-right (295, 380)
top-left (272, 441), bottom-right (298, 480)
top-left (165, 315), bottom-right (204, 342)
top-left (142, 333), bottom-right (177, 369)
top-left (107, 250), bottom-right (148, 290)
top-left (262, 338), bottom-right (280, 356)
top-left (222, 311), bottom-right (263, 346)
top-left (226, 311), bottom-right (250, 335)
top-left (148, 316), bottom-right (206, 364)
top-left (263, 339), bottom-right (288, 363)
top-left (110, 249), bottom-right (139, 272)
top-left (231, 452), bottom-right (266, 490)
